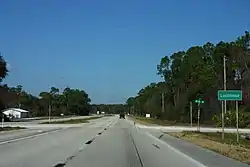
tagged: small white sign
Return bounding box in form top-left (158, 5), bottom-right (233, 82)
top-left (146, 114), bottom-right (150, 118)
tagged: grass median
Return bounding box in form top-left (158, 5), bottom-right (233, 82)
top-left (0, 126), bottom-right (25, 132)
top-left (168, 131), bottom-right (250, 164)
top-left (40, 116), bottom-right (101, 124)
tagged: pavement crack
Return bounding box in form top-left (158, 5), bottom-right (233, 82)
top-left (98, 132), bottom-right (102, 135)
top-left (152, 144), bottom-right (160, 149)
top-left (129, 132), bottom-right (144, 167)
top-left (53, 135), bottom-right (96, 167)
top-left (85, 140), bottom-right (93, 144)
top-left (54, 163), bottom-right (65, 167)
top-left (158, 134), bottom-right (164, 139)
top-left (67, 155), bottom-right (75, 161)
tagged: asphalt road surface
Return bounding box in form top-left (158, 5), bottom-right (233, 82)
top-left (0, 116), bottom-right (249, 167)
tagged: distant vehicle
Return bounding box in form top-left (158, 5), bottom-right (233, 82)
top-left (119, 113), bottom-right (125, 119)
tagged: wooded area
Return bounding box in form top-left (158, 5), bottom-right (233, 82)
top-left (0, 55), bottom-right (92, 117)
top-left (126, 31), bottom-right (250, 128)
top-left (91, 104), bottom-right (128, 114)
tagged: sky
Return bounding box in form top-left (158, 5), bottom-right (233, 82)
top-left (0, 0), bottom-right (249, 104)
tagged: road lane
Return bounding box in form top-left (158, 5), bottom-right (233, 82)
top-left (0, 116), bottom-right (249, 167)
top-left (0, 116), bottom-right (116, 143)
top-left (66, 119), bottom-right (142, 167)
top-left (65, 119), bottom-right (205, 167)
top-left (0, 128), bottom-right (62, 144)
top-left (0, 116), bottom-right (117, 167)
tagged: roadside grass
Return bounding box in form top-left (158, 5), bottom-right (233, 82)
top-left (168, 131), bottom-right (250, 164)
top-left (103, 114), bottom-right (114, 117)
top-left (130, 115), bottom-right (215, 127)
top-left (0, 126), bottom-right (25, 132)
top-left (40, 116), bottom-right (101, 124)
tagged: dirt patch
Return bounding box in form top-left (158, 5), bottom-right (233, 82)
top-left (169, 132), bottom-right (250, 164)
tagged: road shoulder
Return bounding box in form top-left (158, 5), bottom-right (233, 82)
top-left (149, 131), bottom-right (250, 167)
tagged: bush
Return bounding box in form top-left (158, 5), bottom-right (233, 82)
top-left (212, 109), bottom-right (249, 128)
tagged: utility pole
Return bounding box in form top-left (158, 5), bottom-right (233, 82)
top-left (190, 101), bottom-right (193, 127)
top-left (162, 93), bottom-right (165, 113)
top-left (48, 102), bottom-right (51, 123)
top-left (222, 55), bottom-right (227, 140)
top-left (223, 55), bottom-right (227, 113)
top-left (197, 103), bottom-right (200, 132)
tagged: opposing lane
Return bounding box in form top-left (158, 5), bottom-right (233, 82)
top-left (0, 116), bottom-right (116, 167)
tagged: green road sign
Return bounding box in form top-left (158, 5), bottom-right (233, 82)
top-left (195, 99), bottom-right (204, 104)
top-left (217, 90), bottom-right (242, 101)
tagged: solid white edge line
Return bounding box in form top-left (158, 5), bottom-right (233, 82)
top-left (0, 128), bottom-right (65, 145)
top-left (146, 132), bottom-right (207, 167)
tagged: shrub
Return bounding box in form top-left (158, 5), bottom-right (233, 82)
top-left (212, 109), bottom-right (249, 128)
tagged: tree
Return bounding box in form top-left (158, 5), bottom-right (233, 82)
top-left (0, 54), bottom-right (92, 117)
top-left (128, 31), bottom-right (250, 126)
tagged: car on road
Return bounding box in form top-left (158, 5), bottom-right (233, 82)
top-left (119, 113), bottom-right (125, 119)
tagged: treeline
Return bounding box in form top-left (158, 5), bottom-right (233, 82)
top-left (0, 56), bottom-right (91, 117)
top-left (91, 104), bottom-right (128, 114)
top-left (126, 31), bottom-right (250, 127)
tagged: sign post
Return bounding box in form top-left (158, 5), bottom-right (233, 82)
top-left (221, 101), bottom-right (224, 140)
top-left (1, 114), bottom-right (4, 128)
top-left (236, 101), bottom-right (239, 143)
top-left (217, 90), bottom-right (242, 142)
top-left (194, 99), bottom-right (204, 132)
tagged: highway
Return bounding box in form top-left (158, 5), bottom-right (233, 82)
top-left (0, 115), bottom-right (249, 167)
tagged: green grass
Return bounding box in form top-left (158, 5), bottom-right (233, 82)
top-left (40, 116), bottom-right (101, 124)
top-left (0, 126), bottom-right (26, 132)
top-left (130, 115), bottom-right (216, 127)
top-left (103, 114), bottom-right (114, 117)
top-left (170, 131), bottom-right (250, 148)
top-left (168, 131), bottom-right (250, 164)
top-left (186, 131), bottom-right (250, 148)
top-left (131, 116), bottom-right (194, 126)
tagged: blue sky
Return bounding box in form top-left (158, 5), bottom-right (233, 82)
top-left (0, 0), bottom-right (249, 104)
